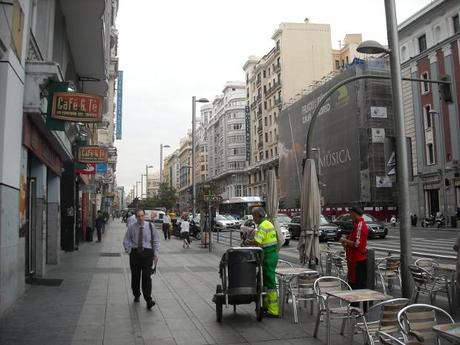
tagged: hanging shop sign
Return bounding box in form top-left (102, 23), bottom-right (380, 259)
top-left (75, 163), bottom-right (96, 175)
top-left (78, 146), bottom-right (108, 163)
top-left (51, 92), bottom-right (103, 122)
top-left (96, 163), bottom-right (108, 174)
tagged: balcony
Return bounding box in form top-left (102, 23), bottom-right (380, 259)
top-left (258, 142), bottom-right (264, 150)
top-left (265, 80), bottom-right (282, 98)
top-left (273, 63), bottom-right (281, 73)
top-left (257, 126), bottom-right (263, 134)
top-left (250, 101), bottom-right (257, 111)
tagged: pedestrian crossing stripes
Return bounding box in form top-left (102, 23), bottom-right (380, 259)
top-left (211, 232), bottom-right (458, 263)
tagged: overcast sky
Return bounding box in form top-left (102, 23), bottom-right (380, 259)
top-left (116, 0), bottom-right (432, 193)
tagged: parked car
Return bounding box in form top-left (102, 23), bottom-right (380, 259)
top-left (223, 214), bottom-right (241, 229)
top-left (333, 213), bottom-right (388, 239)
top-left (288, 215), bottom-right (340, 241)
top-left (214, 214), bottom-right (238, 231)
top-left (240, 219), bottom-right (291, 246)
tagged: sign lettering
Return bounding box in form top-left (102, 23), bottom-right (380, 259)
top-left (51, 92), bottom-right (103, 122)
top-left (78, 146), bottom-right (108, 163)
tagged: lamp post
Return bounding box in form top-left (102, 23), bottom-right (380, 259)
top-left (146, 165), bottom-right (153, 198)
top-left (355, 0), bottom-right (412, 297)
top-left (430, 109), bottom-right (448, 227)
top-left (192, 96), bottom-right (209, 219)
top-left (160, 144), bottom-right (170, 184)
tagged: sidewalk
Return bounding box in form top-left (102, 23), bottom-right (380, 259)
top-left (0, 221), bottom-right (392, 345)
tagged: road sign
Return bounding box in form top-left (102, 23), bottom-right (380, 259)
top-left (204, 195), bottom-right (223, 203)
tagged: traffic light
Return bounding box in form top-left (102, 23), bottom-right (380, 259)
top-left (439, 75), bottom-right (453, 103)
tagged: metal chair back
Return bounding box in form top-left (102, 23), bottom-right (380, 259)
top-left (397, 304), bottom-right (454, 344)
top-left (313, 276), bottom-right (351, 310)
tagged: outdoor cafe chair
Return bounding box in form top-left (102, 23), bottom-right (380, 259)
top-left (408, 265), bottom-right (453, 314)
top-left (354, 298), bottom-right (409, 345)
top-left (331, 254), bottom-right (348, 280)
top-left (415, 258), bottom-right (439, 275)
top-left (375, 256), bottom-right (402, 295)
top-left (276, 259), bottom-right (293, 304)
top-left (397, 304), bottom-right (454, 345)
top-left (377, 331), bottom-right (422, 345)
top-left (288, 271), bottom-right (320, 323)
top-left (313, 276), bottom-right (359, 344)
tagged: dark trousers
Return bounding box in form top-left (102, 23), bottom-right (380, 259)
top-left (350, 259), bottom-right (368, 311)
top-left (162, 223), bottom-right (170, 240)
top-left (96, 226), bottom-right (102, 242)
top-left (129, 249), bottom-right (154, 302)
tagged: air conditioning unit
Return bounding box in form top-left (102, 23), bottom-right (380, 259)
top-left (0, 36), bottom-right (7, 59)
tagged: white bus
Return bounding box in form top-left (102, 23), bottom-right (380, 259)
top-left (218, 196), bottom-right (265, 220)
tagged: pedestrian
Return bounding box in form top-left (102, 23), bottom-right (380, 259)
top-left (339, 206), bottom-right (369, 309)
top-left (162, 214), bottom-right (171, 240)
top-left (180, 215), bottom-right (190, 248)
top-left (246, 207), bottom-right (279, 318)
top-left (390, 215), bottom-right (397, 227)
top-left (95, 210), bottom-right (105, 242)
top-left (123, 209), bottom-right (160, 310)
top-left (127, 211), bottom-right (137, 228)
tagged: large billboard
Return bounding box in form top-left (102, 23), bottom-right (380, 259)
top-left (279, 62), bottom-right (395, 208)
top-left (116, 71), bottom-right (123, 140)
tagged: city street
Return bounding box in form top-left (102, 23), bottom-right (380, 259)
top-left (0, 221), bottom-right (380, 345)
top-left (214, 226), bottom-right (459, 265)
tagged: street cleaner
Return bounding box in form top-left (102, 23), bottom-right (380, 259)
top-left (246, 207), bottom-right (280, 318)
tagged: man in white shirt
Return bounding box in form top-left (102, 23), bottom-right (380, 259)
top-left (180, 216), bottom-right (190, 248)
top-left (123, 209), bottom-right (160, 310)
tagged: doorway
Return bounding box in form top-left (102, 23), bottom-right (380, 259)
top-left (25, 178), bottom-right (37, 275)
top-left (425, 189), bottom-right (440, 217)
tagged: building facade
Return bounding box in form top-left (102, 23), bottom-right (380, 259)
top-left (196, 104), bottom-right (211, 183)
top-left (204, 82), bottom-right (248, 199)
top-left (0, 0), bottom-right (118, 316)
top-left (243, 20), bottom-right (333, 196)
top-left (399, 0), bottom-right (460, 221)
top-left (178, 133), bottom-right (192, 211)
top-left (146, 172), bottom-right (161, 198)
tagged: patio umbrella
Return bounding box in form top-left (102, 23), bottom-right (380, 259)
top-left (266, 169), bottom-right (282, 248)
top-left (297, 159), bottom-right (321, 267)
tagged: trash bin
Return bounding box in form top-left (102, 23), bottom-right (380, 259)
top-left (227, 250), bottom-right (257, 290)
top-left (451, 216), bottom-right (457, 228)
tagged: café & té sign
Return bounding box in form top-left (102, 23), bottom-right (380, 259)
top-left (78, 146), bottom-right (108, 163)
top-left (51, 92), bottom-right (103, 122)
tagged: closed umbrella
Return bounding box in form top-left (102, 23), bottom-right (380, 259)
top-left (297, 159), bottom-right (321, 267)
top-left (266, 169), bottom-right (282, 248)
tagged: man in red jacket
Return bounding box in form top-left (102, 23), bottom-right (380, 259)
top-left (339, 206), bottom-right (369, 290)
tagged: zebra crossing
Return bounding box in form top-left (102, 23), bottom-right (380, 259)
top-left (211, 232), bottom-right (458, 264)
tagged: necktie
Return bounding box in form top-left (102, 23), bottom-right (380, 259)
top-left (138, 226), bottom-right (143, 250)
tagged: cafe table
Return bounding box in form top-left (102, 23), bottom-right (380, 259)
top-left (326, 289), bottom-right (391, 345)
top-left (432, 322), bottom-right (460, 343)
top-left (275, 267), bottom-right (318, 318)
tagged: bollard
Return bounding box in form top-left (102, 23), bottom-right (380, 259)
top-left (366, 248), bottom-right (375, 290)
top-left (230, 229), bottom-right (233, 247)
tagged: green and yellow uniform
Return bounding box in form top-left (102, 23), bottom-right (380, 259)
top-left (254, 218), bottom-right (279, 316)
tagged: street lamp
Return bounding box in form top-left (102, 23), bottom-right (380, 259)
top-left (146, 165), bottom-right (153, 198)
top-left (192, 96), bottom-right (209, 219)
top-left (160, 144), bottom-right (170, 184)
top-left (429, 109), bottom-right (448, 227)
top-left (357, 0), bottom-right (413, 297)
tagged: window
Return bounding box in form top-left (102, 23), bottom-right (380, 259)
top-left (269, 115), bottom-right (272, 125)
top-left (418, 34), bottom-right (427, 53)
top-left (270, 149), bottom-right (273, 157)
top-left (426, 143), bottom-right (435, 165)
top-left (424, 105), bottom-right (432, 129)
top-left (453, 14), bottom-right (460, 34)
top-left (264, 101), bottom-right (267, 110)
top-left (265, 150), bottom-right (269, 159)
top-left (264, 117), bottom-right (268, 126)
top-left (265, 133), bottom-right (268, 142)
top-left (335, 60), bottom-right (340, 69)
top-left (421, 72), bottom-right (430, 94)
top-left (263, 70), bottom-right (266, 78)
top-left (275, 146), bottom-right (278, 155)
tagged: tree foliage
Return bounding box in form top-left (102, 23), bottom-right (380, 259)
top-left (128, 183), bottom-right (178, 211)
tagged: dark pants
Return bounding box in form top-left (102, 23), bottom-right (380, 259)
top-left (129, 249), bottom-right (154, 302)
top-left (96, 226), bottom-right (102, 242)
top-left (162, 223), bottom-right (170, 240)
top-left (350, 259), bottom-right (368, 311)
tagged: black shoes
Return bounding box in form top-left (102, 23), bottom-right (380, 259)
top-left (134, 296), bottom-right (140, 303)
top-left (146, 299), bottom-right (156, 310)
